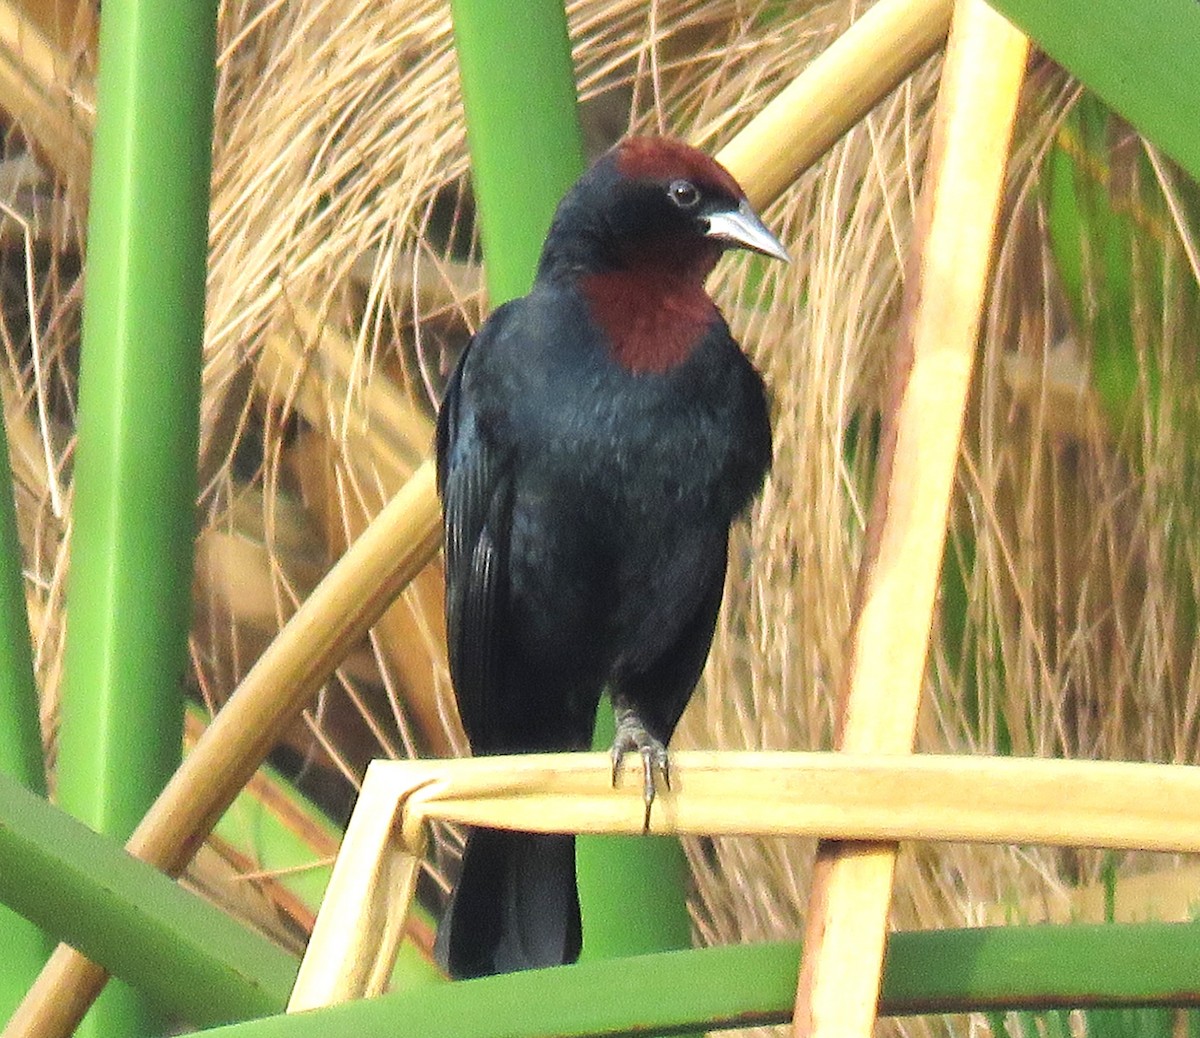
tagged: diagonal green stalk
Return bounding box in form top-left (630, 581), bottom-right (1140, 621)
top-left (0, 407), bottom-right (50, 1019)
top-left (448, 0), bottom-right (697, 997)
top-left (0, 771), bottom-right (297, 1026)
top-left (54, 1), bottom-right (218, 1034)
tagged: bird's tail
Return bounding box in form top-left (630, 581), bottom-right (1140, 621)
top-left (435, 828), bottom-right (581, 979)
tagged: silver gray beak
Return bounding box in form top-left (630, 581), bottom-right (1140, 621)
top-left (704, 198), bottom-right (790, 262)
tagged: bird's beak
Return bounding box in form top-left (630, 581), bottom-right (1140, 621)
top-left (704, 198), bottom-right (790, 262)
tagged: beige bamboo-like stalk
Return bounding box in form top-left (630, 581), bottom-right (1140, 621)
top-left (289, 751), bottom-right (1200, 1008)
top-left (710, 0), bottom-right (953, 209)
top-left (3, 3), bottom-right (958, 1031)
top-left (287, 761), bottom-right (425, 1012)
top-left (383, 751), bottom-right (1200, 850)
top-left (791, 4), bottom-right (1030, 1038)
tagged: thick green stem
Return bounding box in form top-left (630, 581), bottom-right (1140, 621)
top-left (55, 1), bottom-right (218, 1034)
top-left (577, 706), bottom-right (693, 961)
top-left (449, 0), bottom-right (585, 304)
top-left (0, 407), bottom-right (50, 1017)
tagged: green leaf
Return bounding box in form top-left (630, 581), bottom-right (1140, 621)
top-left (0, 771), bottom-right (297, 1026)
top-left (985, 0), bottom-right (1200, 182)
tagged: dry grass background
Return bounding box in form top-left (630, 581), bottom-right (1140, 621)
top-left (1, 0), bottom-right (1199, 1034)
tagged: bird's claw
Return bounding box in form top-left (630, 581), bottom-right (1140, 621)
top-left (610, 712), bottom-right (669, 833)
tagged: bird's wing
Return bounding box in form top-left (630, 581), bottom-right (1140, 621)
top-left (436, 331), bottom-right (513, 749)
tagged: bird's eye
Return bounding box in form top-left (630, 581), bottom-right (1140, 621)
top-left (667, 179), bottom-right (701, 209)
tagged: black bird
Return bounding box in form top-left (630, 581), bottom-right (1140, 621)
top-left (434, 136), bottom-right (787, 979)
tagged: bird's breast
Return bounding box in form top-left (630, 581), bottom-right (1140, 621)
top-left (579, 269), bottom-right (717, 374)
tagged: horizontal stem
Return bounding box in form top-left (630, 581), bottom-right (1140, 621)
top-left (364, 751), bottom-right (1200, 854)
top-left (193, 923), bottom-right (1200, 1038)
top-left (296, 749), bottom-right (1200, 1008)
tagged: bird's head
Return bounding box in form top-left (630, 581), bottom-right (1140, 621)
top-left (539, 136), bottom-right (789, 284)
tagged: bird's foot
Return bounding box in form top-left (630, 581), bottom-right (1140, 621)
top-left (610, 708), bottom-right (669, 833)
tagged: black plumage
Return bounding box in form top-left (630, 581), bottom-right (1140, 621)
top-left (434, 136), bottom-right (785, 979)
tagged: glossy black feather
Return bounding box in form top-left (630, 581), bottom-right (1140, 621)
top-left (434, 829), bottom-right (579, 979)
